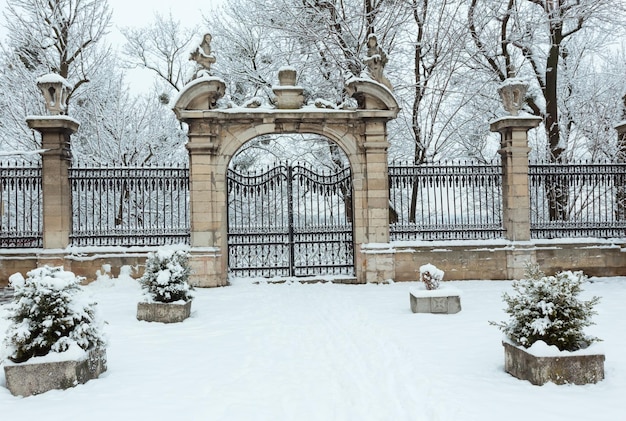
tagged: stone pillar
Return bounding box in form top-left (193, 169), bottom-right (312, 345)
top-left (360, 119), bottom-right (395, 283)
top-left (185, 119), bottom-right (227, 288)
top-left (490, 116), bottom-right (541, 279)
top-left (26, 117), bottom-right (79, 253)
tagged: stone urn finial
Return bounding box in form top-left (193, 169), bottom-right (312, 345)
top-left (278, 67), bottom-right (297, 86)
top-left (273, 66), bottom-right (304, 109)
top-left (36, 73), bottom-right (72, 115)
top-left (498, 78), bottom-right (529, 116)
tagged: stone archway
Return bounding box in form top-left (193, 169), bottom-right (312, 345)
top-left (227, 134), bottom-right (354, 278)
top-left (173, 68), bottom-right (399, 286)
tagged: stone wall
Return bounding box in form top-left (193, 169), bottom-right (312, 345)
top-left (2, 240), bottom-right (624, 287)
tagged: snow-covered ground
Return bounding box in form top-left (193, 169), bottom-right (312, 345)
top-left (1, 274), bottom-right (625, 420)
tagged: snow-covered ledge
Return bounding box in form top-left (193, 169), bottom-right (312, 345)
top-left (409, 285), bottom-right (462, 314)
top-left (4, 346), bottom-right (107, 397)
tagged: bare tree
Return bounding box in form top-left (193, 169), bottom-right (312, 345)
top-left (467, 0), bottom-right (625, 220)
top-left (3, 0), bottom-right (112, 108)
top-left (121, 12), bottom-right (199, 94)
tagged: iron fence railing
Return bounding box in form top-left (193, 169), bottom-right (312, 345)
top-left (529, 161), bottom-right (626, 239)
top-left (388, 161), bottom-right (504, 241)
top-left (0, 162), bottom-right (42, 248)
top-left (3, 158), bottom-right (626, 248)
top-left (69, 164), bottom-right (190, 246)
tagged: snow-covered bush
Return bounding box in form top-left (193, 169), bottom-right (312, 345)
top-left (139, 248), bottom-right (193, 303)
top-left (1, 266), bottom-right (106, 364)
top-left (491, 265), bottom-right (600, 352)
top-left (420, 264), bottom-right (444, 290)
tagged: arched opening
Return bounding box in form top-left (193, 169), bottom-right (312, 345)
top-left (226, 133), bottom-right (354, 278)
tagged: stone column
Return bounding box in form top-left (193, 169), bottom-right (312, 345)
top-left (360, 119), bottom-right (395, 283)
top-left (185, 119), bottom-right (226, 287)
top-left (490, 116), bottom-right (541, 279)
top-left (26, 117), bottom-right (79, 254)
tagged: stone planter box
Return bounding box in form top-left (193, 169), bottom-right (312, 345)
top-left (503, 341), bottom-right (605, 385)
top-left (4, 347), bottom-right (107, 397)
top-left (409, 288), bottom-right (461, 314)
top-left (137, 300), bottom-right (192, 323)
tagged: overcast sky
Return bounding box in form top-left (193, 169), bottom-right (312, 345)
top-left (0, 0), bottom-right (221, 93)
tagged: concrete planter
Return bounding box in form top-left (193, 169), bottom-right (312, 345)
top-left (409, 288), bottom-right (461, 314)
top-left (503, 341), bottom-right (605, 385)
top-left (137, 300), bottom-right (192, 323)
top-left (4, 347), bottom-right (107, 397)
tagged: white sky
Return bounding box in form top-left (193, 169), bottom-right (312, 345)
top-left (106, 0), bottom-right (220, 93)
top-left (0, 0), bottom-right (223, 93)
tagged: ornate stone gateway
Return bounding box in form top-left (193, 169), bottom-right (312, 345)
top-left (227, 162), bottom-right (354, 278)
top-left (173, 34), bottom-right (398, 286)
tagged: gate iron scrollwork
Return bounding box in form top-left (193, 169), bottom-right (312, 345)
top-left (227, 163), bottom-right (354, 278)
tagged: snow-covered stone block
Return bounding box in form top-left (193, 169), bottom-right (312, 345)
top-left (409, 287), bottom-right (461, 314)
top-left (137, 300), bottom-right (192, 323)
top-left (503, 341), bottom-right (604, 385)
top-left (4, 347), bottom-right (107, 397)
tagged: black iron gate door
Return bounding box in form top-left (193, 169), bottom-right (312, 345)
top-left (227, 163), bottom-right (354, 278)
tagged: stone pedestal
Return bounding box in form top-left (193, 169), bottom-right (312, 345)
top-left (503, 341), bottom-right (605, 385)
top-left (26, 117), bottom-right (79, 250)
top-left (490, 116), bottom-right (541, 243)
top-left (4, 347), bottom-right (107, 397)
top-left (410, 289), bottom-right (461, 314)
top-left (137, 300), bottom-right (192, 323)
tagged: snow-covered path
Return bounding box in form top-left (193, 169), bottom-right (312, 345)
top-left (1, 276), bottom-right (625, 420)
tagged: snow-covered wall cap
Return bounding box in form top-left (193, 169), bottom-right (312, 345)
top-left (36, 73), bottom-right (73, 89)
top-left (498, 77), bottom-right (528, 88)
top-left (278, 65), bottom-right (297, 73)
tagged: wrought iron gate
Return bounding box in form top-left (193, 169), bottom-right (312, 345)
top-left (227, 163), bottom-right (354, 277)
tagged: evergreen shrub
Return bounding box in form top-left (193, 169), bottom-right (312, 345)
top-left (2, 266), bottom-right (105, 364)
top-left (491, 265), bottom-right (600, 351)
top-left (139, 248), bottom-right (193, 303)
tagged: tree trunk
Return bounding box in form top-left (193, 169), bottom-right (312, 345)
top-left (544, 22), bottom-right (569, 221)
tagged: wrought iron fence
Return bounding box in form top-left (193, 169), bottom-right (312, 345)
top-left (388, 161), bottom-right (504, 240)
top-left (529, 161), bottom-right (626, 239)
top-left (0, 161), bottom-right (42, 248)
top-left (69, 164), bottom-right (190, 246)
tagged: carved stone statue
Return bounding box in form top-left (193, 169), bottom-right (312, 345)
top-left (190, 33), bottom-right (216, 76)
top-left (363, 34), bottom-right (393, 91)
